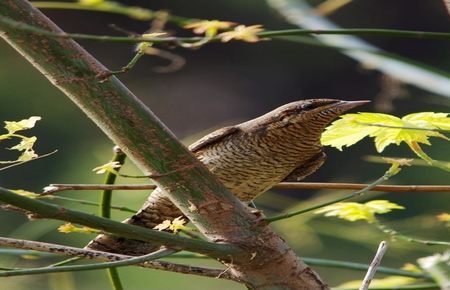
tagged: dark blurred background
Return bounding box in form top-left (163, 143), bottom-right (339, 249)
top-left (0, 0), bottom-right (449, 289)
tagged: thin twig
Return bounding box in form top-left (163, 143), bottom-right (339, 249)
top-left (363, 155), bottom-right (445, 167)
top-left (42, 182), bottom-right (450, 195)
top-left (168, 253), bottom-right (430, 279)
top-left (275, 182), bottom-right (450, 192)
top-left (359, 241), bottom-right (388, 290)
top-left (42, 184), bottom-right (157, 195)
top-left (0, 247), bottom-right (176, 277)
top-left (0, 150), bottom-right (58, 171)
top-left (0, 237), bottom-right (231, 280)
top-left (374, 221), bottom-right (450, 246)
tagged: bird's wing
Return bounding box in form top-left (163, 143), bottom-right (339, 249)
top-left (282, 151), bottom-right (327, 182)
top-left (189, 126), bottom-right (240, 152)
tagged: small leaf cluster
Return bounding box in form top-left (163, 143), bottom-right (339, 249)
top-left (0, 116), bottom-right (41, 164)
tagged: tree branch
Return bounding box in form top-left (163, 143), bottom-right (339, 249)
top-left (0, 186), bottom-right (239, 258)
top-left (0, 237), bottom-right (232, 280)
top-left (0, 237), bottom-right (230, 280)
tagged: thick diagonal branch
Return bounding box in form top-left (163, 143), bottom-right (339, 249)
top-left (0, 1), bottom-right (328, 288)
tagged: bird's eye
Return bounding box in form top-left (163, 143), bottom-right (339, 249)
top-left (301, 103), bottom-right (315, 110)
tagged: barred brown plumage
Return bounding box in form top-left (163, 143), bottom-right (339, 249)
top-left (86, 99), bottom-right (369, 255)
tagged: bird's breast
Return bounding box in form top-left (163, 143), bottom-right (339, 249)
top-left (196, 130), bottom-right (321, 201)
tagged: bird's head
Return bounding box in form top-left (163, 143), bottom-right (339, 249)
top-left (240, 99), bottom-right (369, 133)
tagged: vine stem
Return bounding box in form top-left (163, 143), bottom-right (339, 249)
top-left (374, 221), bottom-right (450, 246)
top-left (266, 164), bottom-right (399, 223)
top-left (100, 147), bottom-right (127, 290)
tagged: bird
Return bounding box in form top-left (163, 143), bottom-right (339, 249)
top-left (86, 98), bottom-right (368, 255)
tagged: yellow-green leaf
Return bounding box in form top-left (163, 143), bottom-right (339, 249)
top-left (92, 161), bottom-right (121, 174)
top-left (315, 200), bottom-right (404, 223)
top-left (9, 136), bottom-right (37, 152)
top-left (4, 116), bottom-right (41, 134)
top-left (321, 112), bottom-right (450, 152)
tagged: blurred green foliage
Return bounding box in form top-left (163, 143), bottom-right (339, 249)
top-left (0, 0), bottom-right (449, 289)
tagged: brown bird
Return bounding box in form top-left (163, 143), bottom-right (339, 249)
top-left (86, 98), bottom-right (368, 255)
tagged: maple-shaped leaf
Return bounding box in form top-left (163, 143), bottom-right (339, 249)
top-left (321, 112), bottom-right (450, 152)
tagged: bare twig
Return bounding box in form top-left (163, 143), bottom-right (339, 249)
top-left (374, 221), bottom-right (450, 246)
top-left (0, 237), bottom-right (231, 280)
top-left (42, 182), bottom-right (450, 195)
top-left (275, 182), bottom-right (450, 192)
top-left (42, 184), bottom-right (157, 195)
top-left (359, 241), bottom-right (388, 290)
top-left (0, 150), bottom-right (58, 171)
top-left (0, 247), bottom-right (177, 277)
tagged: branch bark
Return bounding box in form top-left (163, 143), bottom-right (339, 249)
top-left (0, 1), bottom-right (328, 289)
top-left (0, 237), bottom-right (230, 280)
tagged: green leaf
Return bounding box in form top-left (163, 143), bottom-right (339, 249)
top-left (321, 112), bottom-right (450, 152)
top-left (9, 136), bottom-right (37, 152)
top-left (4, 116), bottom-right (41, 134)
top-left (315, 200), bottom-right (404, 223)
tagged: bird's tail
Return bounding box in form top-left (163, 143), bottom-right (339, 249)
top-left (85, 187), bottom-right (184, 255)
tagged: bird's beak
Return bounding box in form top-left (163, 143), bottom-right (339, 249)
top-left (334, 100), bottom-right (370, 113)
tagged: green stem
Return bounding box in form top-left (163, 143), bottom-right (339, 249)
top-left (100, 149), bottom-right (126, 219)
top-left (108, 52), bottom-right (145, 75)
top-left (0, 187), bottom-right (241, 259)
top-left (258, 28), bottom-right (450, 40)
top-left (1, 15), bottom-right (450, 47)
top-left (409, 142), bottom-right (450, 172)
top-left (100, 148), bottom-right (127, 290)
top-left (301, 257), bottom-right (431, 279)
top-left (266, 165), bottom-right (397, 223)
top-left (374, 221), bottom-right (450, 246)
top-left (107, 269), bottom-right (123, 290)
top-left (168, 253), bottom-right (431, 279)
top-left (0, 248), bottom-right (175, 277)
top-left (46, 195), bottom-right (137, 213)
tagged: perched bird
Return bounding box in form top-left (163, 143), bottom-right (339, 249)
top-left (86, 98), bottom-right (368, 255)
